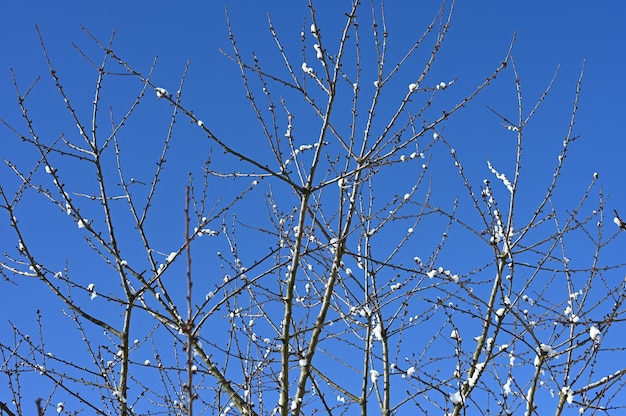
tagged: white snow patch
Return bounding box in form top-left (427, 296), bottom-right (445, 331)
top-left (370, 369), bottom-right (380, 383)
top-left (155, 87), bottom-right (169, 98)
top-left (589, 325), bottom-right (600, 341)
top-left (373, 322), bottom-right (383, 341)
top-left (449, 391), bottom-right (462, 405)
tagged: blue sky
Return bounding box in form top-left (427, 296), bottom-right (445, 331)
top-left (1, 1), bottom-right (625, 414)
top-left (3, 1), bottom-right (622, 191)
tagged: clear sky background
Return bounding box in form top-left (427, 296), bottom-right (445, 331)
top-left (1, 1), bottom-right (625, 414)
top-left (2, 0), bottom-right (624, 204)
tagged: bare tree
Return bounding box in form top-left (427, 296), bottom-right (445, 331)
top-left (1, 1), bottom-right (625, 415)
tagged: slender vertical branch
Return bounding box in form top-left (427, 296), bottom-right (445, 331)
top-left (184, 186), bottom-right (194, 416)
